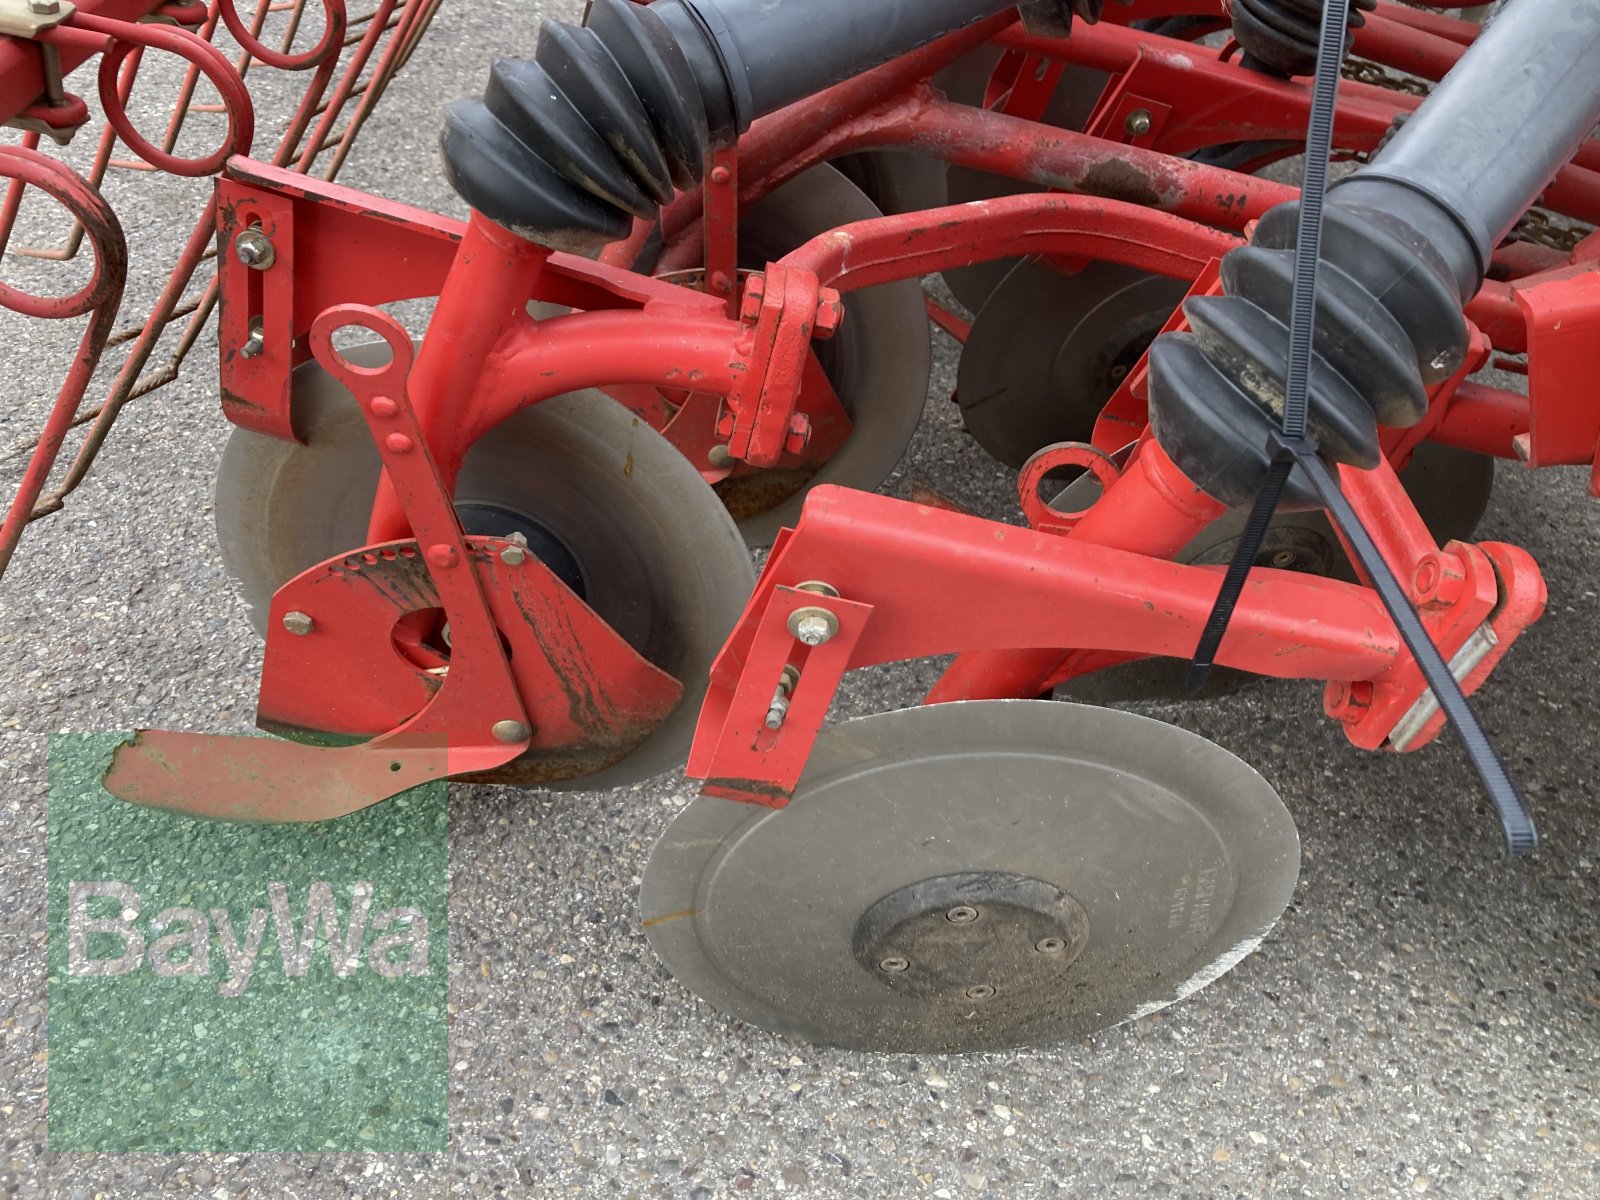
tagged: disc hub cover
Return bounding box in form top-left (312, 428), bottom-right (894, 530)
top-left (642, 700), bottom-right (1300, 1052)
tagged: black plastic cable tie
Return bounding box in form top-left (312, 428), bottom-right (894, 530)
top-left (1293, 449), bottom-right (1538, 856)
top-left (1182, 0), bottom-right (1536, 855)
top-left (1188, 0), bottom-right (1348, 692)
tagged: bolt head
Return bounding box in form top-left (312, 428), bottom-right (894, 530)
top-left (426, 544), bottom-right (458, 569)
top-left (384, 432), bottom-right (413, 454)
top-left (709, 165), bottom-right (732, 185)
top-left (1124, 108), bottom-right (1153, 137)
top-left (369, 396), bottom-right (398, 418)
top-left (233, 228), bottom-right (275, 269)
top-left (946, 905), bottom-right (979, 925)
top-left (787, 606), bottom-right (839, 646)
top-left (500, 543), bottom-right (527, 566)
top-left (29, 0), bottom-right (61, 14)
top-left (491, 719), bottom-right (531, 744)
top-left (282, 610), bottom-right (313, 636)
top-left (963, 984), bottom-right (996, 1001)
top-left (1036, 937), bottom-right (1066, 954)
top-left (879, 956), bottom-right (909, 973)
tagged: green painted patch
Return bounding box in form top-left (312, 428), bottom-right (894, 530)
top-left (47, 734), bottom-right (448, 1152)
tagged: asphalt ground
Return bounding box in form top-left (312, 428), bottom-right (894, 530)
top-left (2, 2), bottom-right (1598, 1196)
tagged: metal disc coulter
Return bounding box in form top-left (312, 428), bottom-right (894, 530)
top-left (642, 700), bottom-right (1300, 1052)
top-left (215, 347), bottom-right (756, 789)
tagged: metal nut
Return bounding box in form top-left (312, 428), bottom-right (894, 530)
top-left (878, 956), bottom-right (909, 973)
top-left (787, 606), bottom-right (839, 646)
top-left (946, 905), bottom-right (979, 925)
top-left (234, 227), bottom-right (276, 269)
top-left (282, 611), bottom-right (313, 636)
top-left (1124, 108), bottom-right (1153, 137)
top-left (491, 719), bottom-right (531, 744)
top-left (29, 1), bottom-right (61, 14)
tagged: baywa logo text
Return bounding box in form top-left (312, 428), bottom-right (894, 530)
top-left (66, 880), bottom-right (430, 997)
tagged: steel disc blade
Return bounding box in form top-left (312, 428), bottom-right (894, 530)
top-left (718, 164), bottom-right (932, 545)
top-left (216, 346), bottom-right (755, 789)
top-left (829, 148), bottom-right (949, 216)
top-left (642, 700), bottom-right (1299, 1052)
top-left (958, 259), bottom-right (1190, 469)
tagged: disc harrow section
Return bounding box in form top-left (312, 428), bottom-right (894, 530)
top-left (643, 701), bottom-right (1301, 1052)
top-left (4, 0), bottom-right (1592, 1053)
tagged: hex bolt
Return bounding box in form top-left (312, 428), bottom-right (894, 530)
top-left (491, 719), bottom-right (531, 744)
top-left (787, 606), bottom-right (839, 646)
top-left (282, 610), bottom-right (314, 636)
top-left (29, 1), bottom-right (61, 15)
top-left (1036, 937), bottom-right (1067, 954)
top-left (764, 665), bottom-right (801, 731)
top-left (500, 531), bottom-right (529, 566)
top-left (234, 227), bottom-right (276, 270)
top-left (879, 956), bottom-right (909, 973)
top-left (963, 984), bottom-right (996, 1001)
top-left (946, 905), bottom-right (979, 924)
top-left (239, 317), bottom-right (265, 360)
top-left (1124, 108), bottom-right (1153, 137)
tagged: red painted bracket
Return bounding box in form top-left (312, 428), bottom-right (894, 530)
top-left (104, 306), bottom-right (533, 821)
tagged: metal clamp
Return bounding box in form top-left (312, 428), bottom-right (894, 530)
top-left (1, 1), bottom-right (77, 140)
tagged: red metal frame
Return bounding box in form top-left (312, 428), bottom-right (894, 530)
top-left (7, 5), bottom-right (1599, 817)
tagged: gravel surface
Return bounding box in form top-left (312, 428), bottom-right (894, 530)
top-left (2, 2), bottom-right (1598, 1197)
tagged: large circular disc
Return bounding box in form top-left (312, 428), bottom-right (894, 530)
top-left (717, 164), bottom-right (932, 545)
top-left (958, 258), bottom-right (1190, 468)
top-left (642, 700), bottom-right (1299, 1052)
top-left (215, 346), bottom-right (755, 789)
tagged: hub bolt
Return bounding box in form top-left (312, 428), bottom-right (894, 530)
top-left (1036, 937), bottom-right (1066, 954)
top-left (963, 984), bottom-right (996, 1001)
top-left (879, 956), bottom-right (909, 973)
top-left (946, 905), bottom-right (979, 924)
top-left (491, 719), bottom-right (531, 744)
top-left (281, 610), bottom-right (313, 636)
top-left (1124, 108), bottom-right (1153, 137)
top-left (234, 227), bottom-right (276, 270)
top-left (788, 606), bottom-right (839, 646)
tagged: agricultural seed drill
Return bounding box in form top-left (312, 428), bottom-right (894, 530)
top-left (4, 0), bottom-right (1599, 1050)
